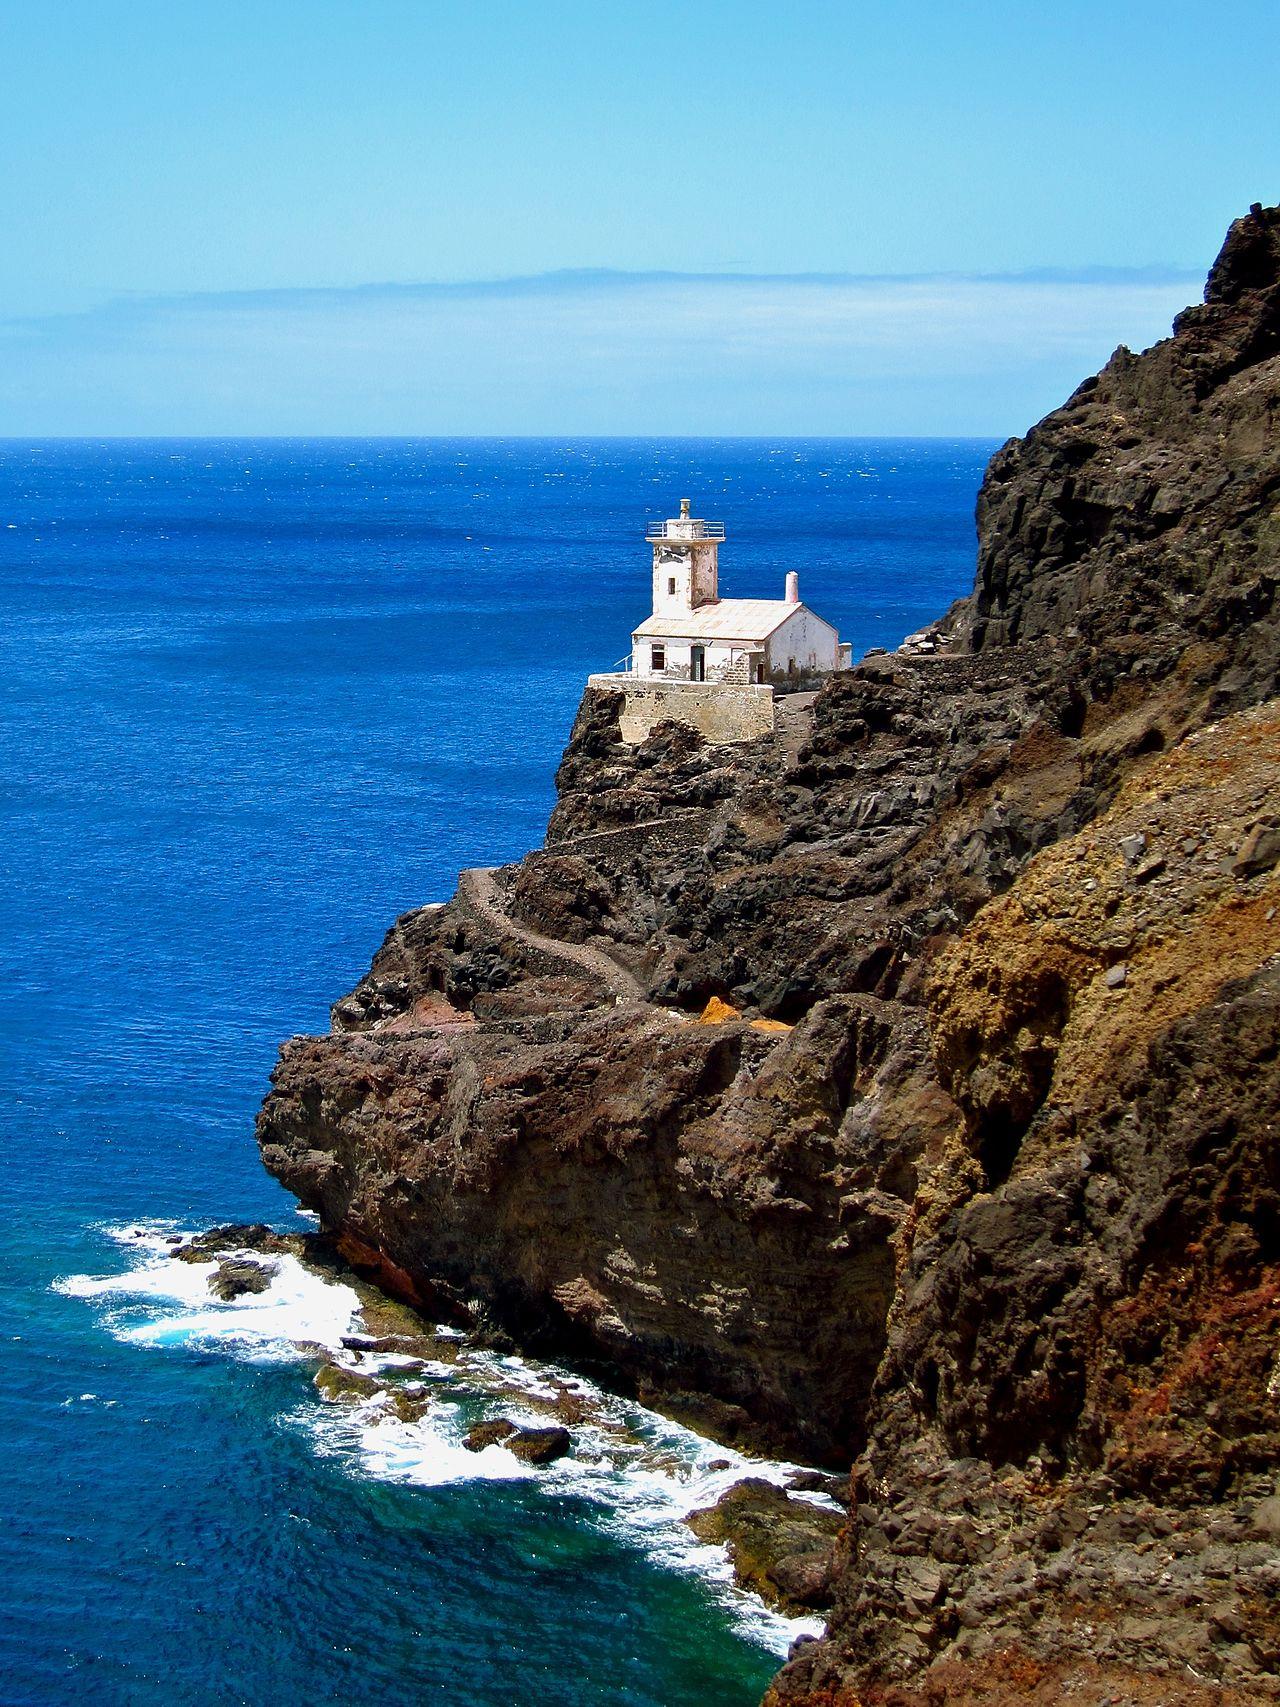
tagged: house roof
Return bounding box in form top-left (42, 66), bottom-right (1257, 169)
top-left (633, 599), bottom-right (823, 643)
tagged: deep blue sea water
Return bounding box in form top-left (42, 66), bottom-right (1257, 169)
top-left (0, 439), bottom-right (993, 1707)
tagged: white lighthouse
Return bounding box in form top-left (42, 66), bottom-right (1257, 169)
top-left (588, 497), bottom-right (850, 743)
top-left (630, 499), bottom-right (847, 686)
top-left (650, 496), bottom-right (722, 617)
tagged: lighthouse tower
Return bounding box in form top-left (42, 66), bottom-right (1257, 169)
top-left (648, 497), bottom-right (723, 617)
top-left (590, 493), bottom-right (849, 738)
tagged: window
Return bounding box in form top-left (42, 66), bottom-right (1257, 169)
top-left (651, 645), bottom-right (666, 672)
top-left (667, 577), bottom-right (676, 596)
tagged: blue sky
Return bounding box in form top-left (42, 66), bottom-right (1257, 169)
top-left (0, 0), bottom-right (1274, 434)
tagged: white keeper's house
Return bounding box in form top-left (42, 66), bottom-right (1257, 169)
top-left (589, 499), bottom-right (851, 744)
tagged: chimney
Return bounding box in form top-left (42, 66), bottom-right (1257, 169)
top-left (785, 571), bottom-right (800, 604)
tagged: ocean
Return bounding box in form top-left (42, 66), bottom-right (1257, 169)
top-left (0, 438), bottom-right (993, 1706)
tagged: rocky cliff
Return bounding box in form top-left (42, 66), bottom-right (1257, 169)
top-left (258, 204), bottom-right (1280, 1703)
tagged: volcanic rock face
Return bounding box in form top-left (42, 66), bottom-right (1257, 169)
top-left (259, 206), bottom-right (1280, 1702)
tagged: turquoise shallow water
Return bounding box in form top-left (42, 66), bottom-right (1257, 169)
top-left (0, 439), bottom-right (992, 1706)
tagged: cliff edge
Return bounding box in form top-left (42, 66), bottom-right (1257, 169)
top-left (258, 205), bottom-right (1280, 1703)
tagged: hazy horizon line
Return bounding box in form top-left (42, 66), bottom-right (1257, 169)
top-left (0, 262), bottom-right (1205, 334)
top-left (0, 265), bottom-right (1198, 439)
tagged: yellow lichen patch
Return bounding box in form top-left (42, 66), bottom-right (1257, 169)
top-left (1052, 886), bottom-right (1280, 1098)
top-left (928, 699), bottom-right (1280, 1151)
top-left (698, 995), bottom-right (741, 1024)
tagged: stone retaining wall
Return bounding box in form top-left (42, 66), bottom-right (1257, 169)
top-left (541, 809), bottom-right (715, 867)
top-left (586, 675), bottom-right (776, 744)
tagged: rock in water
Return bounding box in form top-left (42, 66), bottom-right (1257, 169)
top-left (259, 204), bottom-right (1280, 1705)
top-left (208, 1258), bottom-right (276, 1300)
top-left (385, 1386), bottom-right (431, 1424)
top-left (171, 1224), bottom-right (294, 1263)
top-left (463, 1419), bottom-right (517, 1453)
top-left (313, 1364), bottom-right (381, 1405)
top-left (504, 1426), bottom-right (572, 1465)
top-left (686, 1479), bottom-right (844, 1613)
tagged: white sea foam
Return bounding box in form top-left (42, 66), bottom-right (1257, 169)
top-left (56, 1222), bottom-right (360, 1360)
top-left (332, 1350), bottom-right (828, 1653)
top-left (351, 1407), bottom-right (536, 1488)
top-left (58, 1219), bottom-right (826, 1655)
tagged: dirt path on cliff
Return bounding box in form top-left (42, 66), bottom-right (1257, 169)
top-left (458, 867), bottom-right (647, 1002)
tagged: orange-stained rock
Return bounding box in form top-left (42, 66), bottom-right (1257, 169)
top-left (698, 995), bottom-right (741, 1024)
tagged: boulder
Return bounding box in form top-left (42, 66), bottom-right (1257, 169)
top-left (463, 1418), bottom-right (517, 1452)
top-left (209, 1258), bottom-right (275, 1300)
top-left (313, 1363), bottom-right (381, 1404)
top-left (505, 1426), bottom-right (572, 1465)
top-left (385, 1386), bottom-right (431, 1424)
top-left (172, 1224), bottom-right (293, 1264)
top-left (686, 1478), bottom-right (843, 1612)
top-left (1234, 821), bottom-right (1280, 878)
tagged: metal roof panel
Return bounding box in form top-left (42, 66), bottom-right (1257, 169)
top-left (632, 599), bottom-right (815, 642)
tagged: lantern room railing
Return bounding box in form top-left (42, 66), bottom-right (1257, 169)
top-left (645, 519), bottom-right (725, 541)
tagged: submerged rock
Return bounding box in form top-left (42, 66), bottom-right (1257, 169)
top-left (463, 1418), bottom-right (517, 1452)
top-left (384, 1385), bottom-right (431, 1424)
top-left (461, 1418), bottom-right (572, 1462)
top-left (171, 1223), bottom-right (295, 1264)
top-left (340, 1330), bottom-right (459, 1362)
top-left (312, 1357), bottom-right (431, 1420)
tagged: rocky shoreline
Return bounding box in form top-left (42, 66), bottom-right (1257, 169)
top-left (165, 1222), bottom-right (847, 1620)
top-left (258, 205), bottom-right (1280, 1702)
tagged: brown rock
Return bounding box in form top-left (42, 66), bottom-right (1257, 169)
top-left (686, 1478), bottom-right (844, 1613)
top-left (1233, 821), bottom-right (1280, 877)
top-left (504, 1426), bottom-right (572, 1465)
top-left (463, 1418), bottom-right (517, 1452)
top-left (171, 1224), bottom-right (294, 1264)
top-left (385, 1386), bottom-right (431, 1424)
top-left (208, 1258), bottom-right (275, 1300)
top-left (313, 1364), bottom-right (381, 1404)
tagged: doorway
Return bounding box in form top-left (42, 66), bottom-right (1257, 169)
top-left (690, 645), bottom-right (705, 682)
